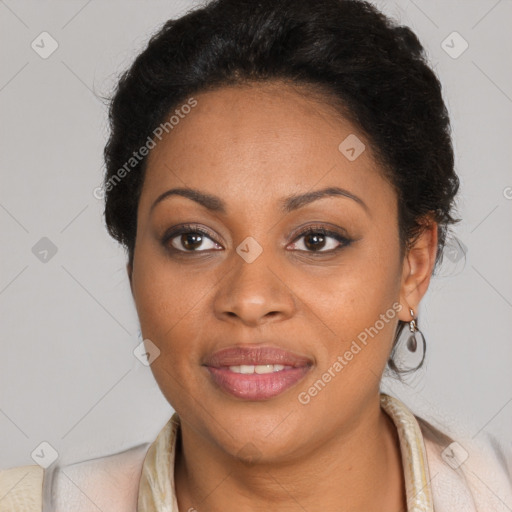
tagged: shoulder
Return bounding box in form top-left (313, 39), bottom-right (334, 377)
top-left (417, 415), bottom-right (512, 512)
top-left (0, 464), bottom-right (43, 512)
top-left (45, 442), bottom-right (150, 512)
top-left (1, 442), bottom-right (151, 512)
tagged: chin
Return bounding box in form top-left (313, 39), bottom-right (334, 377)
top-left (198, 397), bottom-right (307, 459)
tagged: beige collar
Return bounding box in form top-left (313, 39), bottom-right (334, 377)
top-left (137, 393), bottom-right (434, 511)
top-left (380, 393), bottom-right (434, 511)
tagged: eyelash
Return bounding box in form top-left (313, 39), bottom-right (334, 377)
top-left (161, 223), bottom-right (352, 255)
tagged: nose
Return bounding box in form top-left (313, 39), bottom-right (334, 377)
top-left (213, 251), bottom-right (296, 327)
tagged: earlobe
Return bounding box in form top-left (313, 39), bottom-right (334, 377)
top-left (398, 221), bottom-right (438, 321)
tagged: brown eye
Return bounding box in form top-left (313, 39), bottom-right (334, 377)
top-left (170, 232), bottom-right (221, 252)
top-left (179, 233), bottom-right (205, 251)
top-left (303, 233), bottom-right (328, 251)
top-left (288, 227), bottom-right (352, 253)
top-left (162, 225), bottom-right (222, 253)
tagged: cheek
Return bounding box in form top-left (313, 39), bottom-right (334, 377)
top-left (131, 255), bottom-right (211, 410)
top-left (301, 233), bottom-right (400, 333)
top-left (131, 240), bottom-right (206, 332)
top-left (130, 250), bottom-right (203, 384)
top-left (302, 228), bottom-right (402, 378)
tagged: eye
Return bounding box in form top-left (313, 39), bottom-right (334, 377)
top-left (288, 225), bottom-right (352, 253)
top-left (161, 223), bottom-right (352, 255)
top-left (162, 224), bottom-right (222, 252)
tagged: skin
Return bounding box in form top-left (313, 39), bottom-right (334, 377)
top-left (127, 80), bottom-right (438, 511)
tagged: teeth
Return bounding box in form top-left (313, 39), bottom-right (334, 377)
top-left (255, 364), bottom-right (274, 374)
top-left (229, 364), bottom-right (288, 374)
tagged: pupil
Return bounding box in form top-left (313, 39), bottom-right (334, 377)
top-left (182, 233), bottom-right (202, 250)
top-left (305, 233), bottom-right (325, 251)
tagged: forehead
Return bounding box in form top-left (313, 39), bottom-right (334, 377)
top-left (139, 81), bottom-right (394, 214)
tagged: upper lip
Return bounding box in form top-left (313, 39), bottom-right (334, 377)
top-left (204, 345), bottom-right (313, 368)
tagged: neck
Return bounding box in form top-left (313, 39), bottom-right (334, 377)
top-left (174, 394), bottom-right (407, 512)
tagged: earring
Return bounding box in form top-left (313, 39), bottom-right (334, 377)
top-left (388, 307), bottom-right (427, 375)
top-left (407, 308), bottom-right (425, 354)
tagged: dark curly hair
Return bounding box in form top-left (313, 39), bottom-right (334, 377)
top-left (102, 0), bottom-right (460, 375)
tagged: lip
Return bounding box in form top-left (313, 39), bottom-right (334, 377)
top-left (204, 346), bottom-right (313, 368)
top-left (203, 346), bottom-right (313, 401)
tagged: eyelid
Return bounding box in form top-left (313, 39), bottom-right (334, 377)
top-left (163, 223), bottom-right (217, 238)
top-left (290, 223), bottom-right (350, 240)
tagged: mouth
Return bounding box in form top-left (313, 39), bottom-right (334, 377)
top-left (203, 346), bottom-right (313, 401)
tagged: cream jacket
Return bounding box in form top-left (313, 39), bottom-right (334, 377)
top-left (1, 393), bottom-right (511, 511)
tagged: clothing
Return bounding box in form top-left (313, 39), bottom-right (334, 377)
top-left (1, 393), bottom-right (511, 511)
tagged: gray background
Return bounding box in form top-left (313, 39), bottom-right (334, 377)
top-left (1, 0), bottom-right (511, 469)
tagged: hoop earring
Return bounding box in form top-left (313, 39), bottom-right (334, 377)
top-left (391, 307), bottom-right (426, 373)
top-left (407, 308), bottom-right (424, 353)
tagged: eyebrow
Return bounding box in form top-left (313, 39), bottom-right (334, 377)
top-left (150, 186), bottom-right (368, 215)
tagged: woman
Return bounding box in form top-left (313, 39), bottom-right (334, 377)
top-left (1, 0), bottom-right (511, 510)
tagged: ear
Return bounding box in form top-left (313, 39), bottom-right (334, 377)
top-left (397, 219), bottom-right (438, 322)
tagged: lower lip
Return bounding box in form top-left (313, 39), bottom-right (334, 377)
top-left (206, 366), bottom-right (310, 400)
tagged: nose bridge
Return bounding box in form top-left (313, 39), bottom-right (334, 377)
top-left (214, 245), bottom-right (295, 325)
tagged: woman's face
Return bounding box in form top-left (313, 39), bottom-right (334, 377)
top-left (129, 81), bottom-right (430, 462)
